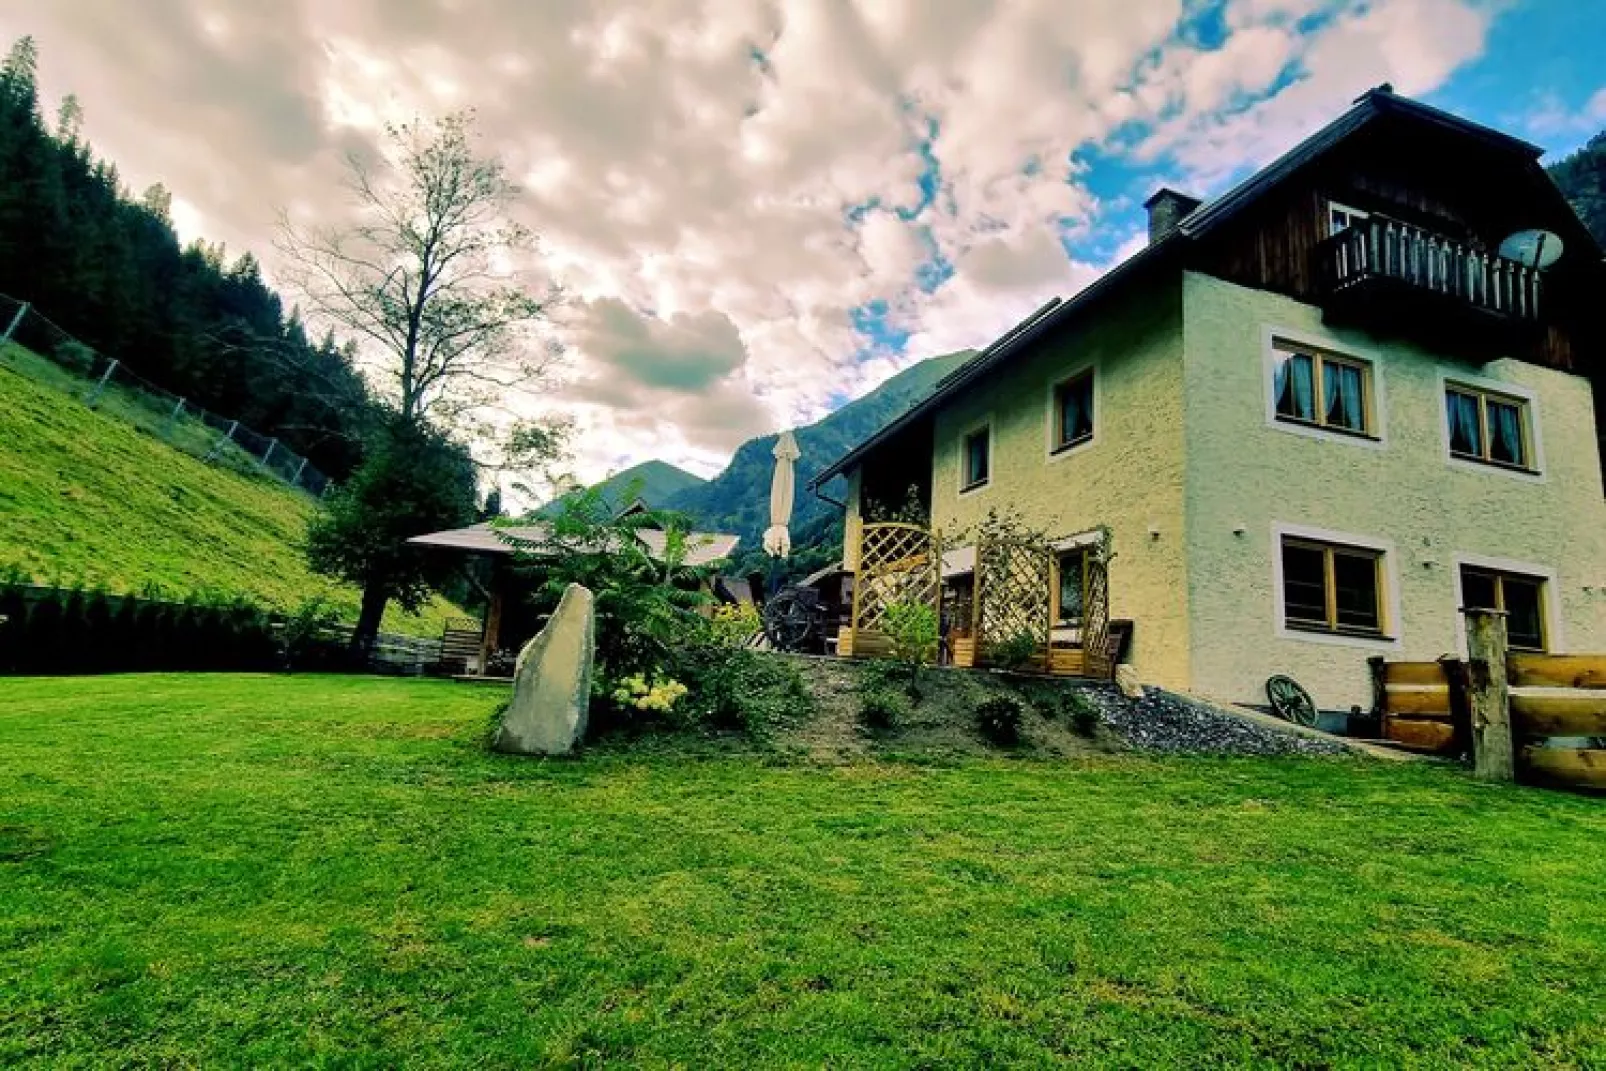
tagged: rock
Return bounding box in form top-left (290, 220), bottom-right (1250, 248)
top-left (493, 583), bottom-right (595, 756)
top-left (1115, 663), bottom-right (1144, 699)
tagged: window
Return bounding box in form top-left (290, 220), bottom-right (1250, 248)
top-left (1281, 537), bottom-right (1386, 637)
top-left (1052, 371), bottom-right (1095, 453)
top-left (1460, 566), bottom-right (1548, 652)
top-left (1328, 201), bottom-right (1369, 236)
top-left (1272, 343), bottom-right (1374, 436)
top-left (1056, 547), bottom-right (1088, 625)
top-left (1446, 384), bottom-right (1533, 470)
top-left (961, 426), bottom-right (990, 491)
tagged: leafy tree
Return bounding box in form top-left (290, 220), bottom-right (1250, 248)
top-left (278, 111), bottom-right (559, 432)
top-left (306, 415), bottom-right (478, 650)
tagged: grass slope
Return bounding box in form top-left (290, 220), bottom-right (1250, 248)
top-left (3, 673), bottom-right (1603, 1067)
top-left (0, 352), bottom-right (454, 636)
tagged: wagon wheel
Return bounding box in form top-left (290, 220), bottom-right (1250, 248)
top-left (763, 590), bottom-right (815, 652)
top-left (1265, 674), bottom-right (1318, 727)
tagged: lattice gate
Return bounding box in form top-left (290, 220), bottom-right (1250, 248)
top-left (848, 522), bottom-right (942, 658)
top-left (972, 536), bottom-right (1053, 667)
top-left (1082, 553), bottom-right (1113, 679)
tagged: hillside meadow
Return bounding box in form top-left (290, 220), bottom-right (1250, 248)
top-left (0, 350), bottom-right (458, 637)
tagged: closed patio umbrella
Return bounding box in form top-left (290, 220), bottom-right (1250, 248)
top-left (762, 430), bottom-right (801, 559)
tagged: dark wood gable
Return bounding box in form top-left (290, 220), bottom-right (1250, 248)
top-left (1184, 94), bottom-right (1604, 379)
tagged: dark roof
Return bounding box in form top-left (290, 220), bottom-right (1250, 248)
top-left (812, 86), bottom-right (1553, 487)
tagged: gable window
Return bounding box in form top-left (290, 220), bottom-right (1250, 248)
top-left (1055, 547), bottom-right (1088, 625)
top-left (1272, 342), bottom-right (1374, 437)
top-left (1328, 201), bottom-right (1369, 236)
top-left (960, 425), bottom-right (990, 492)
top-left (1281, 537), bottom-right (1387, 638)
top-left (1446, 384), bottom-right (1533, 471)
top-left (1460, 566), bottom-right (1548, 652)
top-left (1052, 371), bottom-right (1095, 454)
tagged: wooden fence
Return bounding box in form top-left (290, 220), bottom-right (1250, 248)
top-left (1369, 657), bottom-right (1467, 753)
top-left (1383, 609), bottom-right (1606, 791)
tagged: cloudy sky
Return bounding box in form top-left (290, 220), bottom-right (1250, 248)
top-left (2, 1), bottom-right (1602, 486)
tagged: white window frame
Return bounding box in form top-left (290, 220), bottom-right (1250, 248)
top-left (1450, 552), bottom-right (1562, 657)
top-left (1271, 521), bottom-right (1403, 651)
top-left (1437, 370), bottom-right (1545, 482)
top-left (1260, 326), bottom-right (1389, 450)
top-left (1327, 200), bottom-right (1369, 236)
top-left (957, 417), bottom-right (994, 498)
top-left (1043, 359), bottom-right (1100, 463)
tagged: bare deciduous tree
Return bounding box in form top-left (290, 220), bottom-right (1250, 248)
top-left (278, 111), bottom-right (559, 430)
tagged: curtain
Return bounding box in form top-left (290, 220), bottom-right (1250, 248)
top-left (1060, 388), bottom-right (1085, 444)
top-left (1490, 403), bottom-right (1523, 465)
top-left (1325, 363), bottom-right (1363, 430)
top-left (1447, 392), bottom-right (1482, 455)
top-left (1276, 353), bottom-right (1315, 420)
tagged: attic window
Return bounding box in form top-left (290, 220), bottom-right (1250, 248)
top-left (1328, 201), bottom-right (1369, 236)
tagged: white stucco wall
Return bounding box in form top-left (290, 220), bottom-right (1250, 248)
top-left (1181, 271), bottom-right (1606, 709)
top-left (923, 282), bottom-right (1193, 688)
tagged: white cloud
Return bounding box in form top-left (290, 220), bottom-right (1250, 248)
top-left (0, 0), bottom-right (1497, 486)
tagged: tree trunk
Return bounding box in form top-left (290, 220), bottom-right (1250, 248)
top-left (351, 580), bottom-right (389, 657)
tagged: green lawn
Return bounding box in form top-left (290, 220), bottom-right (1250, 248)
top-left (0, 347), bottom-right (459, 637)
top-left (2, 675), bottom-right (1604, 1067)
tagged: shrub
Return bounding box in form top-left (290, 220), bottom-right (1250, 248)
top-left (883, 600), bottom-right (939, 668)
top-left (700, 603), bottom-right (762, 650)
top-left (990, 630), bottom-right (1039, 671)
top-left (672, 648), bottom-right (813, 738)
top-left (1064, 691), bottom-right (1101, 737)
top-left (609, 673), bottom-right (690, 716)
top-left (859, 686), bottom-right (909, 730)
top-left (976, 695), bottom-right (1024, 746)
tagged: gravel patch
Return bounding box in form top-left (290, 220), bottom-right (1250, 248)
top-left (1072, 683), bottom-right (1351, 757)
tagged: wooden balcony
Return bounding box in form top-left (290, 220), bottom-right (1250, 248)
top-left (1316, 216), bottom-right (1543, 355)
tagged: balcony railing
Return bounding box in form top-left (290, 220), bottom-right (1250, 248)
top-left (1319, 216), bottom-right (1542, 323)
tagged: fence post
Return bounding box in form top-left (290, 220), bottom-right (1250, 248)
top-left (260, 438), bottom-right (278, 472)
top-left (83, 358), bottom-right (119, 407)
top-left (203, 420), bottom-right (239, 462)
top-left (0, 300), bottom-right (27, 345)
top-left (164, 397), bottom-right (186, 434)
top-left (290, 455), bottom-right (309, 487)
top-left (1465, 607), bottom-right (1515, 783)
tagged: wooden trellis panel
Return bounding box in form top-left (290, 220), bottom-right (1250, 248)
top-left (849, 523), bottom-right (941, 651)
top-left (972, 536), bottom-right (1053, 663)
top-left (1082, 554), bottom-right (1113, 679)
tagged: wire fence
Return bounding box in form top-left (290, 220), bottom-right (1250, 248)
top-left (0, 292), bottom-right (330, 497)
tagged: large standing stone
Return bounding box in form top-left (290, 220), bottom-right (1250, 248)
top-left (493, 583), bottom-right (595, 756)
top-left (1115, 663), bottom-right (1144, 700)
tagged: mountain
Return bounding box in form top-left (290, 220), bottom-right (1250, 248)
top-left (536, 459), bottom-right (706, 518)
top-left (668, 349), bottom-right (978, 549)
top-left (1549, 130), bottom-right (1606, 247)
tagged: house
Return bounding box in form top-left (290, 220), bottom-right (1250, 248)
top-left (814, 86), bottom-right (1606, 712)
top-left (408, 507), bottom-right (740, 674)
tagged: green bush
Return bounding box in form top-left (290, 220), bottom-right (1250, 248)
top-left (671, 648), bottom-right (813, 738)
top-left (859, 686), bottom-right (908, 730)
top-left (990, 630), bottom-right (1039, 671)
top-left (976, 695), bottom-right (1024, 746)
top-left (1064, 691), bottom-right (1101, 737)
top-left (882, 600), bottom-right (939, 668)
top-left (0, 580), bottom-right (282, 675)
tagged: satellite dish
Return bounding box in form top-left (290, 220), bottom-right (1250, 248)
top-left (1499, 229), bottom-right (1564, 270)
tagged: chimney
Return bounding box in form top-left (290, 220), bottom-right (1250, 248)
top-left (1144, 188), bottom-right (1203, 246)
